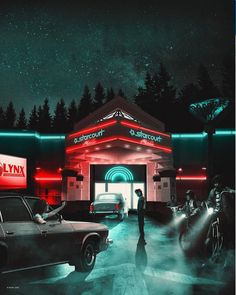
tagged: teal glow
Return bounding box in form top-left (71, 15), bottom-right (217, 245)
top-left (40, 135), bottom-right (65, 140)
top-left (0, 132), bottom-right (37, 137)
top-left (189, 98), bottom-right (229, 123)
top-left (172, 130), bottom-right (235, 138)
top-left (111, 173), bottom-right (128, 182)
top-left (105, 166), bottom-right (134, 182)
top-left (0, 132), bottom-right (65, 140)
top-left (172, 133), bottom-right (207, 138)
top-left (215, 130), bottom-right (236, 135)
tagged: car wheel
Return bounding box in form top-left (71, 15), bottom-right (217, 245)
top-left (75, 240), bottom-right (96, 272)
top-left (118, 212), bottom-right (124, 221)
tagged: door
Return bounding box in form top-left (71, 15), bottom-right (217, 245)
top-left (0, 197), bottom-right (42, 268)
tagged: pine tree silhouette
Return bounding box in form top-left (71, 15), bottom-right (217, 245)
top-left (78, 85), bottom-right (93, 120)
top-left (28, 105), bottom-right (39, 130)
top-left (67, 99), bottom-right (78, 131)
top-left (16, 108), bottom-right (27, 130)
top-left (52, 99), bottom-right (68, 133)
top-left (0, 106), bottom-right (5, 129)
top-left (93, 82), bottom-right (105, 110)
top-left (5, 102), bottom-right (16, 129)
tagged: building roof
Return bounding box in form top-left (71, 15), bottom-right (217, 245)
top-left (74, 96), bottom-right (165, 132)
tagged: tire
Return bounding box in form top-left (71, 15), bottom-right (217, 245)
top-left (75, 240), bottom-right (97, 272)
top-left (118, 212), bottom-right (124, 221)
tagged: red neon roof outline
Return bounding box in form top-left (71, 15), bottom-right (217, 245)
top-left (66, 136), bottom-right (172, 154)
top-left (120, 120), bottom-right (170, 138)
top-left (35, 177), bottom-right (62, 181)
top-left (176, 176), bottom-right (207, 180)
top-left (68, 119), bottom-right (117, 139)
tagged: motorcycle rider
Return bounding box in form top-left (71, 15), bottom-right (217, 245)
top-left (205, 174), bottom-right (235, 263)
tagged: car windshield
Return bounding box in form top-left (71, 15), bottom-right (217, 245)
top-left (96, 194), bottom-right (121, 201)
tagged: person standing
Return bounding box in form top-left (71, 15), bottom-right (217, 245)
top-left (135, 189), bottom-right (146, 239)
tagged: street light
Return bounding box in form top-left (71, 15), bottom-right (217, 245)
top-left (189, 97), bottom-right (229, 189)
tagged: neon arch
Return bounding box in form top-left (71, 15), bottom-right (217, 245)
top-left (105, 166), bottom-right (134, 182)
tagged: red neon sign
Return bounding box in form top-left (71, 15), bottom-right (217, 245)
top-left (68, 119), bottom-right (117, 139)
top-left (120, 120), bottom-right (170, 138)
top-left (0, 154), bottom-right (27, 189)
top-left (66, 136), bottom-right (172, 154)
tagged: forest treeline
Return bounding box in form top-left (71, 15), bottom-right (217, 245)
top-left (0, 59), bottom-right (234, 133)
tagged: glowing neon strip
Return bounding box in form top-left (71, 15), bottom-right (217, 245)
top-left (40, 135), bottom-right (65, 140)
top-left (66, 136), bottom-right (172, 153)
top-left (66, 137), bottom-right (116, 153)
top-left (120, 120), bottom-right (170, 138)
top-left (0, 132), bottom-right (65, 140)
top-left (68, 119), bottom-right (117, 139)
top-left (176, 176), bottom-right (207, 180)
top-left (35, 177), bottom-right (62, 181)
top-left (172, 133), bottom-right (207, 138)
top-left (215, 130), bottom-right (236, 135)
top-left (105, 166), bottom-right (134, 181)
top-left (118, 136), bottom-right (172, 153)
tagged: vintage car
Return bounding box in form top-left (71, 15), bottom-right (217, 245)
top-left (89, 192), bottom-right (126, 220)
top-left (0, 193), bottom-right (111, 274)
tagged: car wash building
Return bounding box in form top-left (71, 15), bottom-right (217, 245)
top-left (63, 97), bottom-right (176, 210)
top-left (0, 97), bottom-right (234, 213)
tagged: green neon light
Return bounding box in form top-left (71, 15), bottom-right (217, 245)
top-left (105, 166), bottom-right (134, 182)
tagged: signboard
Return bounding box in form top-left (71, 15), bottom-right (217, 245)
top-left (66, 119), bottom-right (172, 154)
top-left (0, 154), bottom-right (27, 189)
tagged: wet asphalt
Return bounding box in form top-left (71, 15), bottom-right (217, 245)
top-left (1, 214), bottom-right (235, 295)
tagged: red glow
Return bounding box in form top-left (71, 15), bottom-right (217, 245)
top-left (68, 119), bottom-right (117, 139)
top-left (35, 177), bottom-right (62, 181)
top-left (66, 136), bottom-right (172, 153)
top-left (120, 120), bottom-right (170, 138)
top-left (176, 176), bottom-right (207, 180)
top-left (117, 136), bottom-right (172, 153)
top-left (66, 137), bottom-right (117, 153)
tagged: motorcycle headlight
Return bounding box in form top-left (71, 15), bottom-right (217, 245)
top-left (207, 207), bottom-right (214, 215)
top-left (181, 213), bottom-right (186, 218)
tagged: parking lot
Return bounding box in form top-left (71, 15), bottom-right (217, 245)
top-left (1, 214), bottom-right (234, 295)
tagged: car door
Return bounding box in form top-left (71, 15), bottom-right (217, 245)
top-left (24, 197), bottom-right (75, 262)
top-left (0, 197), bottom-right (43, 269)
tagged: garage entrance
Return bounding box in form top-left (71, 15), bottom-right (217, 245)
top-left (92, 165), bottom-right (146, 210)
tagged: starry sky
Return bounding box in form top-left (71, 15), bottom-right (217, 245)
top-left (0, 0), bottom-right (234, 115)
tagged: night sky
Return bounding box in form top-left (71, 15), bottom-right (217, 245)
top-left (0, 0), bottom-right (234, 115)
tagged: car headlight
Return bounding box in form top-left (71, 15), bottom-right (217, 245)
top-left (207, 207), bottom-right (214, 215)
top-left (181, 213), bottom-right (186, 218)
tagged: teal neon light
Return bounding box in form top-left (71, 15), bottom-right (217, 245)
top-left (172, 130), bottom-right (235, 138)
top-left (0, 132), bottom-right (65, 140)
top-left (105, 166), bottom-right (134, 182)
top-left (172, 133), bottom-right (207, 138)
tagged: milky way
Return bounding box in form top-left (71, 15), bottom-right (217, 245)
top-left (0, 0), bottom-right (233, 115)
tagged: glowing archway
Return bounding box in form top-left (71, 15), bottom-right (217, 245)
top-left (105, 166), bottom-right (134, 182)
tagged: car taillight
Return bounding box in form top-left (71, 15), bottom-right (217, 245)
top-left (115, 203), bottom-right (120, 210)
top-left (90, 203), bottom-right (94, 211)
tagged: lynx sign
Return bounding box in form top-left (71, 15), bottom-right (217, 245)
top-left (0, 154), bottom-right (27, 189)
